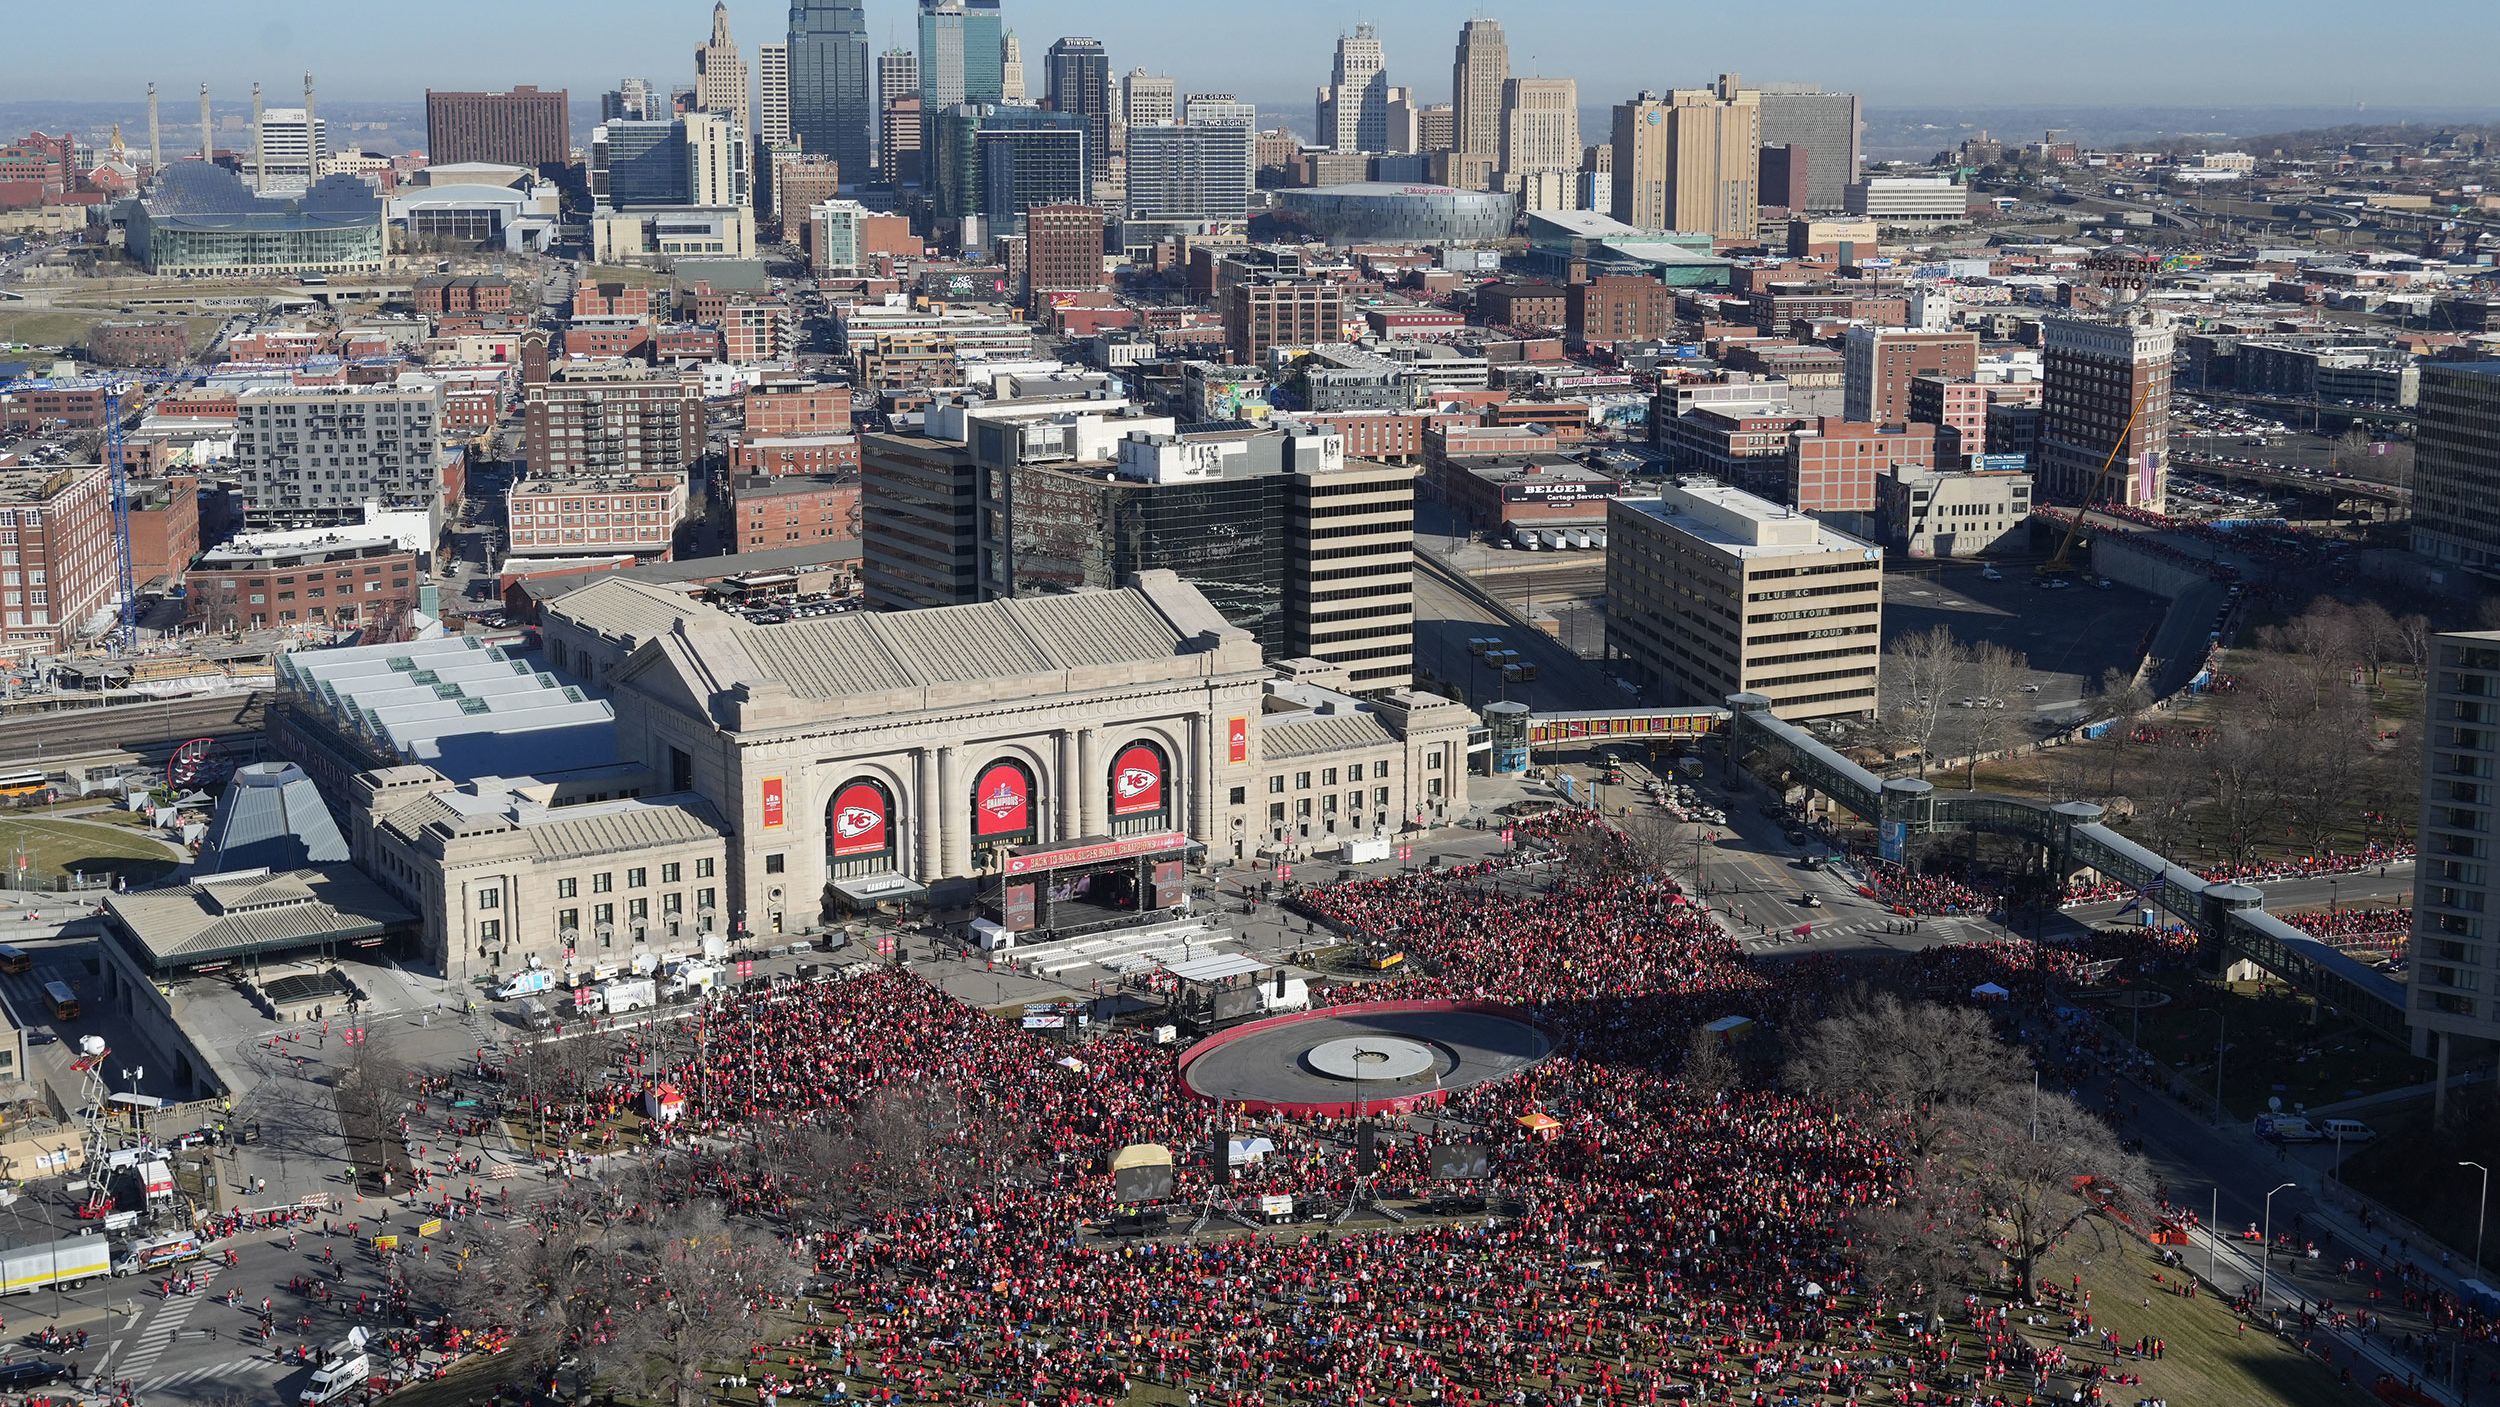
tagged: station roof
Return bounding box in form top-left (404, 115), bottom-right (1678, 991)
top-left (103, 865), bottom-right (414, 973)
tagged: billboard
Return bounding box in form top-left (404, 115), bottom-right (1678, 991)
top-left (1227, 716), bottom-right (1249, 764)
top-left (829, 780), bottom-right (890, 858)
top-left (1111, 743), bottom-right (1165, 817)
top-left (971, 761), bottom-right (1033, 839)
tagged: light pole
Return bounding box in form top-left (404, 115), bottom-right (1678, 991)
top-left (2466, 1161), bottom-right (2491, 1290)
top-left (2259, 1181), bottom-right (2296, 1313)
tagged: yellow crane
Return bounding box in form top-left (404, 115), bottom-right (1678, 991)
top-left (2038, 397), bottom-right (2143, 578)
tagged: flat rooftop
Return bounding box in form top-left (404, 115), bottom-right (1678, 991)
top-left (1618, 481), bottom-right (1879, 562)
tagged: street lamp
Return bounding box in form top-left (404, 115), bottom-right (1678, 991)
top-left (2465, 1161), bottom-right (2490, 1291)
top-left (2259, 1181), bottom-right (2296, 1312)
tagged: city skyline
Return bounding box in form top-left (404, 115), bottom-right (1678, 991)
top-left (16, 0), bottom-right (2497, 113)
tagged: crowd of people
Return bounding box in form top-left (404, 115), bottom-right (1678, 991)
top-left (1857, 859), bottom-right (2000, 917)
top-left (2284, 906), bottom-right (2413, 947)
top-left (2197, 841), bottom-right (2414, 884)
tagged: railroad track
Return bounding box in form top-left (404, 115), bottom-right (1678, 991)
top-left (0, 690), bottom-right (266, 770)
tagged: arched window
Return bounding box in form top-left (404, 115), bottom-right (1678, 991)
top-left (969, 758), bottom-right (1039, 848)
top-left (1107, 739), bottom-right (1173, 836)
top-left (826, 776), bottom-right (898, 878)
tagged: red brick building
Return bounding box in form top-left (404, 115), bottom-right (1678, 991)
top-left (1843, 327), bottom-right (1979, 425)
top-left (127, 476), bottom-right (202, 592)
top-left (722, 302), bottom-right (792, 364)
top-left (1907, 374), bottom-right (1991, 461)
top-left (571, 282), bottom-right (656, 320)
top-left (0, 385), bottom-right (107, 434)
top-left (1786, 417), bottom-right (1937, 513)
top-left (0, 464), bottom-right (115, 656)
top-left (506, 474), bottom-right (688, 559)
top-left (731, 434), bottom-right (861, 476)
top-left (730, 473), bottom-right (862, 551)
top-left (413, 275), bottom-right (516, 317)
top-left (87, 322), bottom-right (191, 368)
top-left (745, 379), bottom-right (852, 436)
top-left (1474, 282), bottom-right (1569, 329)
top-left (1567, 275), bottom-right (1675, 351)
top-left (187, 537), bottom-right (419, 634)
top-left (1025, 205), bottom-right (1109, 304)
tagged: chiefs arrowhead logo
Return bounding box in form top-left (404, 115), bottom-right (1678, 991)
top-left (1115, 766), bottom-right (1157, 799)
top-left (835, 805), bottom-right (880, 839)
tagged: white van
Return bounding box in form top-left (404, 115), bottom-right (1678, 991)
top-left (2318, 1118), bottom-right (2377, 1144)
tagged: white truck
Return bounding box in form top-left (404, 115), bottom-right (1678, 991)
top-left (300, 1328), bottom-right (375, 1405)
top-left (591, 977), bottom-right (657, 1015)
top-left (662, 962), bottom-right (720, 1001)
top-left (1334, 837), bottom-right (1395, 865)
top-left (0, 1234), bottom-right (109, 1296)
top-left (495, 968), bottom-right (553, 1000)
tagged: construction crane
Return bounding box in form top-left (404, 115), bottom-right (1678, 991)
top-left (2037, 397), bottom-right (2142, 578)
top-left (0, 373), bottom-right (141, 649)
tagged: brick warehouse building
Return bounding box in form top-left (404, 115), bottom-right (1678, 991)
top-left (0, 465), bottom-right (116, 656)
top-left (731, 473), bottom-right (862, 551)
top-left (187, 535), bottom-right (419, 635)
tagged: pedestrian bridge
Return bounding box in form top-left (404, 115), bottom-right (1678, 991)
top-left (1719, 693), bottom-right (2409, 1043)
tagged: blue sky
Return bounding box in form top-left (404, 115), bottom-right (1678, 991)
top-left (21, 0), bottom-right (2500, 111)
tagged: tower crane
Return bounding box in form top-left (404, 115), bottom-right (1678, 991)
top-left (0, 373), bottom-right (140, 649)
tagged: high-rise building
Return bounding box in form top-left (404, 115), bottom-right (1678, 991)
top-left (1124, 123), bottom-right (1253, 224)
top-left (880, 93), bottom-right (924, 185)
top-left (1759, 143), bottom-right (1808, 212)
top-left (935, 105), bottom-right (1090, 231)
top-left (1317, 23), bottom-right (1389, 155)
top-left (427, 86), bottom-right (571, 169)
top-left (1024, 204), bottom-right (1107, 300)
top-left (919, 1), bottom-right (1003, 109)
top-left (603, 79), bottom-right (660, 124)
top-left (235, 384), bottom-right (444, 525)
top-left (252, 108), bottom-right (328, 195)
top-left (2411, 632), bottom-right (2500, 1071)
top-left (1755, 83), bottom-right (1861, 213)
top-left (695, 2), bottom-right (751, 120)
top-left (1416, 104), bottom-right (1456, 156)
top-left (1497, 77), bottom-right (1578, 209)
top-left (592, 119), bottom-right (686, 207)
top-left (1842, 326), bottom-right (1979, 425)
top-left (999, 31), bottom-right (1026, 102)
top-left (757, 45), bottom-right (791, 145)
top-left (1185, 94), bottom-right (1256, 128)
top-left (2409, 363), bottom-right (2500, 570)
top-left (788, 0), bottom-right (871, 173)
top-left (878, 47), bottom-right (920, 127)
top-left (1450, 17), bottom-right (1508, 190)
top-left (1610, 75), bottom-right (1760, 240)
top-left (685, 110), bottom-right (751, 208)
top-left (1606, 480), bottom-right (1882, 722)
top-left (1045, 37), bottom-right (1114, 180)
top-left (2036, 310), bottom-right (2173, 510)
top-left (1123, 69), bottom-right (1178, 132)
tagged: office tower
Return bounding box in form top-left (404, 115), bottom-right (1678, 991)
top-left (1025, 204), bottom-right (1107, 299)
top-left (1186, 93), bottom-right (1255, 129)
top-left (2413, 633), bottom-right (2500, 1075)
top-left (879, 48), bottom-right (920, 120)
top-left (252, 107), bottom-right (327, 195)
top-left (757, 46), bottom-right (790, 144)
top-left (976, 110), bottom-right (1089, 231)
top-left (1416, 104), bottom-right (1456, 156)
top-left (684, 111), bottom-right (751, 207)
top-left (770, 150), bottom-right (840, 225)
top-left (919, 1), bottom-right (1004, 111)
top-left (1606, 481), bottom-right (1882, 722)
top-left (591, 119), bottom-right (688, 207)
top-left (1317, 23), bottom-right (1389, 155)
top-left (1842, 326), bottom-right (1979, 425)
top-left (2410, 364), bottom-right (2500, 569)
top-left (1755, 82), bottom-right (1861, 212)
top-left (2036, 309), bottom-right (2173, 509)
top-left (1450, 17), bottom-right (1508, 190)
top-left (1497, 77), bottom-right (1578, 208)
top-left (1000, 31), bottom-right (1026, 102)
top-left (670, 86), bottom-right (699, 115)
top-left (1045, 37), bottom-right (1114, 179)
top-left (789, 0), bottom-right (872, 173)
top-left (1125, 123), bottom-right (1253, 223)
top-left (1123, 70), bottom-right (1178, 131)
top-left (1610, 74), bottom-right (1760, 239)
top-left (880, 94), bottom-right (924, 185)
top-left (603, 79), bottom-right (660, 123)
top-left (427, 86), bottom-right (570, 169)
top-left (695, 2), bottom-right (751, 119)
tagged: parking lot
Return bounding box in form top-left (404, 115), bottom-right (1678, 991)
top-left (1881, 561), bottom-right (2169, 726)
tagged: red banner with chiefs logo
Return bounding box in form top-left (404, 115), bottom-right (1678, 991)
top-left (972, 761), bottom-right (1033, 838)
top-left (760, 776), bottom-right (786, 829)
top-left (829, 780), bottom-right (889, 857)
top-left (1110, 743), bottom-right (1164, 817)
top-left (1227, 716), bottom-right (1248, 765)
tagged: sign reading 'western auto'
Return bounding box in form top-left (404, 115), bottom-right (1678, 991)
top-left (830, 780), bottom-right (890, 856)
top-left (972, 761), bottom-right (1033, 838)
top-left (1111, 743), bottom-right (1164, 816)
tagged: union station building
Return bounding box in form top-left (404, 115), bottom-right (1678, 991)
top-left (283, 571), bottom-right (1472, 979)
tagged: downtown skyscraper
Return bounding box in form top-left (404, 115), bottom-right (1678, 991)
top-left (788, 0), bottom-right (871, 174)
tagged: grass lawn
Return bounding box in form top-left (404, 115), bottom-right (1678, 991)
top-left (2030, 1239), bottom-right (2358, 1407)
top-left (0, 815), bottom-right (179, 886)
top-left (2122, 971), bottom-right (2430, 1121)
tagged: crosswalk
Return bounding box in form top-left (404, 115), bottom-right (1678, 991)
top-left (138, 1355), bottom-right (269, 1398)
top-left (98, 1262), bottom-right (224, 1383)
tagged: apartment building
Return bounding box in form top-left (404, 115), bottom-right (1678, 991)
top-left (505, 474), bottom-right (689, 559)
top-left (0, 465), bottom-right (115, 656)
top-left (523, 361), bottom-right (707, 480)
top-left (2410, 632), bottom-right (2500, 1074)
top-left (1225, 277), bottom-right (1345, 365)
top-left (186, 536), bottom-right (419, 634)
top-left (2413, 363), bottom-right (2500, 571)
top-left (1842, 326), bottom-right (1979, 426)
top-left (1606, 479), bottom-right (1881, 722)
top-left (1785, 418), bottom-right (1937, 514)
top-left (232, 384), bottom-right (444, 526)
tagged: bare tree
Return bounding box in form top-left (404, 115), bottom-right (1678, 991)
top-left (1683, 1024), bottom-right (1736, 1099)
top-left (2094, 666), bottom-right (2153, 794)
top-left (588, 1204), bottom-right (804, 1407)
top-left (2394, 612), bottom-right (2435, 680)
top-left (1786, 990), bottom-right (2006, 1160)
top-left (1880, 626), bottom-right (1967, 777)
top-left (1937, 1082), bottom-right (2156, 1292)
top-left (1954, 644), bottom-right (2030, 789)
